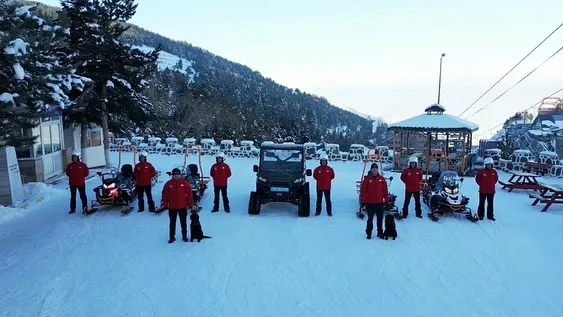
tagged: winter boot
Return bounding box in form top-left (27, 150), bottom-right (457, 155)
top-left (69, 210), bottom-right (75, 214)
top-left (182, 236), bottom-right (189, 242)
top-left (168, 237), bottom-right (176, 244)
top-left (377, 231), bottom-right (384, 239)
top-left (488, 216), bottom-right (496, 221)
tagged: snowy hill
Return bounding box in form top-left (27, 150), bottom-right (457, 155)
top-left (133, 44), bottom-right (197, 83)
top-left (1, 153), bottom-right (562, 316)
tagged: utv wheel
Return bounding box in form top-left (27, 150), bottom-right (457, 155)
top-left (298, 192), bottom-right (310, 217)
top-left (248, 191), bottom-right (261, 215)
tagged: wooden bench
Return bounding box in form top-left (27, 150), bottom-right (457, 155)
top-left (523, 162), bottom-right (551, 176)
top-left (528, 193), bottom-right (552, 206)
top-left (528, 182), bottom-right (563, 212)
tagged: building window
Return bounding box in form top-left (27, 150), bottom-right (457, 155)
top-left (42, 125), bottom-right (52, 155)
top-left (88, 130), bottom-right (102, 147)
top-left (51, 124), bottom-right (61, 152)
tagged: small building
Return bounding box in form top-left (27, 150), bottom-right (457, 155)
top-left (63, 124), bottom-right (106, 168)
top-left (14, 113), bottom-right (67, 183)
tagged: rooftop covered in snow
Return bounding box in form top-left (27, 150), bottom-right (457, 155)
top-left (388, 103), bottom-right (479, 132)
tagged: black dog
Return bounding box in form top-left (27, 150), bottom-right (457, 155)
top-left (383, 214), bottom-right (397, 240)
top-left (189, 211), bottom-right (211, 242)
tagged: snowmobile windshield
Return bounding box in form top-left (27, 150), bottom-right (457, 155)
top-left (260, 149), bottom-right (304, 173)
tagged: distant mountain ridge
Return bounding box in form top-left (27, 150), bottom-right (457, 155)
top-left (25, 1), bottom-right (378, 146)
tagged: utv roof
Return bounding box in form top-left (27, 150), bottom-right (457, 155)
top-left (260, 143), bottom-right (305, 150)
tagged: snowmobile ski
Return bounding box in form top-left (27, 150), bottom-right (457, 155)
top-left (83, 208), bottom-right (97, 215)
top-left (121, 206), bottom-right (133, 214)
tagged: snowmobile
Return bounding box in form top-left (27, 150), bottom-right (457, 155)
top-left (355, 148), bottom-right (401, 219)
top-left (421, 170), bottom-right (478, 222)
top-left (87, 164), bottom-right (137, 215)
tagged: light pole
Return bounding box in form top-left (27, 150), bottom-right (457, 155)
top-left (437, 53), bottom-right (446, 104)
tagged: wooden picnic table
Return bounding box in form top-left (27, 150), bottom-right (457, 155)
top-left (498, 171), bottom-right (542, 192)
top-left (528, 182), bottom-right (563, 212)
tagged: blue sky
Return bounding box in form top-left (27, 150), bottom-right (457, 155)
top-left (37, 0), bottom-right (563, 139)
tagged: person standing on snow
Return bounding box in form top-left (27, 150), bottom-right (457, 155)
top-left (210, 152), bottom-right (231, 213)
top-left (360, 163), bottom-right (388, 239)
top-left (400, 156), bottom-right (423, 218)
top-left (475, 157), bottom-right (498, 221)
top-left (313, 154), bottom-right (335, 216)
top-left (66, 151), bottom-right (89, 214)
top-left (161, 168), bottom-right (196, 243)
top-left (133, 151), bottom-right (157, 212)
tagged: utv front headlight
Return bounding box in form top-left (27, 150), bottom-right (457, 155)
top-left (294, 177), bottom-right (304, 183)
top-left (258, 177), bottom-right (267, 182)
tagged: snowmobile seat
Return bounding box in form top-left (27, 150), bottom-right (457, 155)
top-left (188, 164), bottom-right (199, 176)
top-left (115, 164), bottom-right (134, 186)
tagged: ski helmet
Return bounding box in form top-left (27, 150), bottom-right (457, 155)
top-left (484, 157), bottom-right (494, 165)
top-left (408, 156), bottom-right (418, 164)
top-left (319, 154), bottom-right (329, 161)
top-left (216, 152), bottom-right (225, 159)
top-left (71, 151), bottom-right (80, 157)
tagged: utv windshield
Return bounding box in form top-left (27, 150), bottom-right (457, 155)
top-left (260, 149), bottom-right (303, 173)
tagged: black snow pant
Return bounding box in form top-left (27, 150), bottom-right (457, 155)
top-left (402, 191), bottom-right (422, 217)
top-left (213, 186), bottom-right (230, 211)
top-left (70, 186), bottom-right (88, 212)
top-left (365, 203), bottom-right (384, 237)
top-left (169, 208), bottom-right (188, 239)
top-left (477, 193), bottom-right (495, 219)
top-left (136, 185), bottom-right (155, 211)
top-left (316, 189), bottom-right (332, 215)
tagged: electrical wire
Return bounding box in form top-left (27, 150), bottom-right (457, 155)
top-left (464, 44), bottom-right (563, 119)
top-left (473, 86), bottom-right (563, 140)
top-left (458, 21), bottom-right (563, 117)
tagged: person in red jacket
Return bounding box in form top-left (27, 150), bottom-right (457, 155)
top-left (66, 151), bottom-right (89, 214)
top-left (133, 151), bottom-right (157, 212)
top-left (210, 152), bottom-right (231, 213)
top-left (360, 163), bottom-right (389, 239)
top-left (313, 154), bottom-right (335, 216)
top-left (161, 168), bottom-right (196, 243)
top-left (400, 156), bottom-right (423, 218)
top-left (475, 157), bottom-right (498, 221)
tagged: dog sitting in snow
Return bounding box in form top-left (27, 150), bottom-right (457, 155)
top-left (383, 214), bottom-right (397, 240)
top-left (189, 210), bottom-right (211, 242)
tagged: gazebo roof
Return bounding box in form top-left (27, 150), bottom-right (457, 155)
top-left (388, 103), bottom-right (479, 132)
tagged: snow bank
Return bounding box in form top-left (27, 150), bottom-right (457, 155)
top-left (12, 63), bottom-right (25, 80)
top-left (0, 182), bottom-right (66, 225)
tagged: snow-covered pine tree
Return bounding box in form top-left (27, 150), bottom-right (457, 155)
top-left (0, 3), bottom-right (89, 148)
top-left (61, 0), bottom-right (160, 167)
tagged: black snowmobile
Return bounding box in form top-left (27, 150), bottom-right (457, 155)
top-left (87, 164), bottom-right (137, 215)
top-left (421, 170), bottom-right (478, 222)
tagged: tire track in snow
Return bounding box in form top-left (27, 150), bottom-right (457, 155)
top-left (219, 249), bottom-right (251, 317)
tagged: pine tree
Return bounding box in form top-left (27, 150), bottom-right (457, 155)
top-left (0, 3), bottom-right (89, 148)
top-left (61, 0), bottom-right (160, 167)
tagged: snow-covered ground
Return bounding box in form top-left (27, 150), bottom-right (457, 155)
top-left (1, 152), bottom-right (563, 316)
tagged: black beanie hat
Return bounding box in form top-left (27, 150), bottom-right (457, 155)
top-left (172, 168), bottom-right (181, 175)
top-left (370, 163), bottom-right (378, 169)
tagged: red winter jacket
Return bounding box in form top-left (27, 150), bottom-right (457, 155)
top-left (401, 167), bottom-right (423, 193)
top-left (210, 162), bottom-right (231, 187)
top-left (134, 161), bottom-right (156, 186)
top-left (161, 178), bottom-right (194, 210)
top-left (360, 174), bottom-right (389, 204)
top-left (313, 165), bottom-right (335, 190)
top-left (66, 161), bottom-right (89, 187)
top-left (475, 167), bottom-right (498, 194)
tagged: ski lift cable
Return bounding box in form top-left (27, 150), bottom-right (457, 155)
top-left (458, 21), bottom-right (563, 118)
top-left (464, 44), bottom-right (563, 120)
top-left (473, 86), bottom-right (563, 140)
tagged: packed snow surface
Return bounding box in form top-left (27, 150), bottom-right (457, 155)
top-left (0, 152), bottom-right (562, 316)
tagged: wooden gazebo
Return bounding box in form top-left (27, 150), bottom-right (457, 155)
top-left (387, 104), bottom-right (479, 175)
